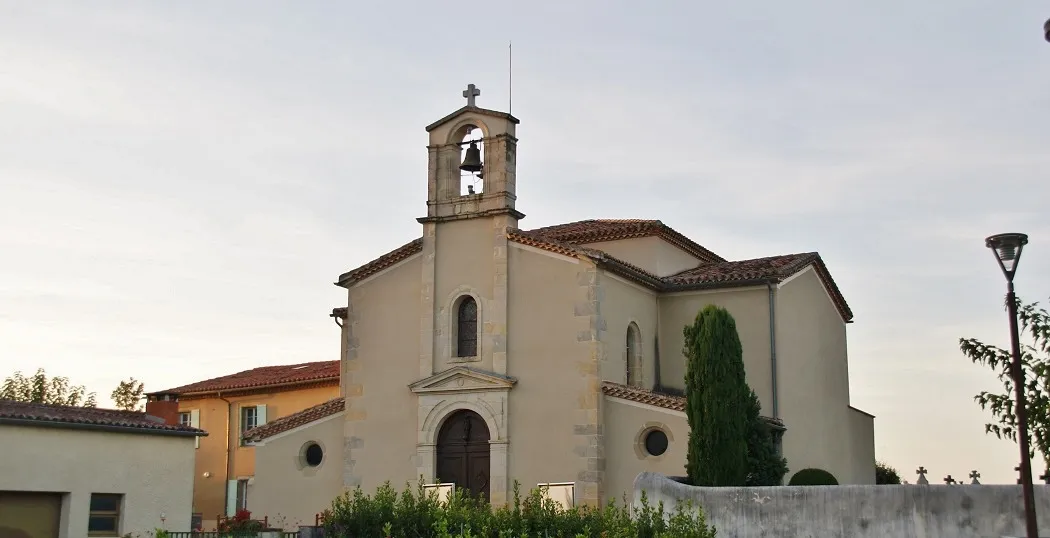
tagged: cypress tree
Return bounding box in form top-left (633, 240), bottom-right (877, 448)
top-left (684, 304), bottom-right (750, 486)
top-left (744, 389), bottom-right (789, 486)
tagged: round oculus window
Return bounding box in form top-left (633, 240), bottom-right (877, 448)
top-left (304, 442), bottom-right (324, 467)
top-left (643, 429), bottom-right (668, 457)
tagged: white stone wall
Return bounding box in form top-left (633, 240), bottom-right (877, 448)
top-left (635, 471), bottom-right (1050, 538)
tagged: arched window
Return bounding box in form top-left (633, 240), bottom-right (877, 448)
top-left (456, 296), bottom-right (478, 357)
top-left (626, 323), bottom-right (642, 388)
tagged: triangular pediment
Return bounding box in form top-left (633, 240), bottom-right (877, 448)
top-left (409, 366), bottom-right (517, 394)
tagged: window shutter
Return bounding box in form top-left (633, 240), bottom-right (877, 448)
top-left (226, 480), bottom-right (238, 516)
top-left (190, 409), bottom-right (201, 448)
top-left (256, 404), bottom-right (267, 426)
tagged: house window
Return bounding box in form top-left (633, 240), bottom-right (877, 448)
top-left (239, 405), bottom-right (267, 445)
top-left (456, 296), bottom-right (478, 357)
top-left (179, 412), bottom-right (192, 426)
top-left (236, 479), bottom-right (249, 511)
top-left (626, 323), bottom-right (642, 388)
top-left (88, 493), bottom-right (122, 536)
top-left (180, 409), bottom-right (201, 448)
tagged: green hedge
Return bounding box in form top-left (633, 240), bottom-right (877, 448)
top-left (787, 468), bottom-right (839, 486)
top-left (322, 480), bottom-right (716, 538)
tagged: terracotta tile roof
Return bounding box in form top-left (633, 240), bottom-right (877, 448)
top-left (601, 381), bottom-right (784, 430)
top-left (525, 219), bottom-right (725, 263)
top-left (332, 220), bottom-right (852, 322)
top-left (243, 397), bottom-right (345, 442)
top-left (664, 253), bottom-right (854, 321)
top-left (154, 361), bottom-right (340, 397)
top-left (336, 238), bottom-right (423, 287)
top-left (0, 400), bottom-right (204, 436)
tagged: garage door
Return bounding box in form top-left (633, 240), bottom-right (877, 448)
top-left (0, 492), bottom-right (62, 538)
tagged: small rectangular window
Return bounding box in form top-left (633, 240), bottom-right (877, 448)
top-left (88, 493), bottom-right (122, 536)
top-left (179, 412), bottom-right (192, 426)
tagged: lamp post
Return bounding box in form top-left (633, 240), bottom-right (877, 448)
top-left (986, 232), bottom-right (1038, 538)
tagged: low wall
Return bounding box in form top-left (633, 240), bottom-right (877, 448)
top-left (634, 472), bottom-right (1050, 538)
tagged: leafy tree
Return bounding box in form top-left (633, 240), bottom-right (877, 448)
top-left (684, 304), bottom-right (750, 486)
top-left (960, 295), bottom-right (1050, 467)
top-left (1, 368), bottom-right (97, 407)
top-left (744, 389), bottom-right (789, 486)
top-left (875, 461), bottom-right (901, 484)
top-left (111, 377), bottom-right (145, 411)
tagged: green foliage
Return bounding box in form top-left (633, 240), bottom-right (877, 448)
top-left (787, 468), bottom-right (839, 486)
top-left (322, 479), bottom-right (716, 538)
top-left (960, 295), bottom-right (1050, 467)
top-left (874, 461), bottom-right (901, 485)
top-left (111, 377), bottom-right (146, 411)
top-left (1, 368), bottom-right (97, 407)
top-left (683, 305), bottom-right (749, 486)
top-left (743, 390), bottom-right (788, 486)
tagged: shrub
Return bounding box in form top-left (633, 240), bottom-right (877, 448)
top-left (875, 461), bottom-right (901, 485)
top-left (684, 305), bottom-right (749, 487)
top-left (788, 468), bottom-right (839, 486)
top-left (321, 478), bottom-right (716, 538)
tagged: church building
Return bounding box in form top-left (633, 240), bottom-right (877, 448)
top-left (244, 85), bottom-right (876, 527)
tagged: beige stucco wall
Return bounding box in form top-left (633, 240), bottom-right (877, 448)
top-left (579, 237), bottom-right (699, 278)
top-left (0, 424), bottom-right (195, 538)
top-left (848, 407), bottom-right (877, 484)
top-left (775, 267), bottom-right (871, 484)
top-left (248, 413), bottom-right (345, 530)
top-left (433, 218), bottom-right (496, 374)
top-left (342, 249), bottom-right (422, 493)
top-left (603, 399), bottom-right (688, 504)
top-left (176, 384), bottom-right (339, 521)
top-left (657, 287), bottom-right (774, 410)
top-left (599, 274), bottom-right (658, 388)
top-left (505, 245), bottom-right (598, 502)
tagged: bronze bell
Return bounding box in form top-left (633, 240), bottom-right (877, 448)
top-left (460, 141), bottom-right (483, 173)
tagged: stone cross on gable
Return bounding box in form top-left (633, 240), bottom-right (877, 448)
top-left (969, 470), bottom-right (981, 485)
top-left (944, 475), bottom-right (955, 485)
top-left (463, 84), bottom-right (481, 107)
top-left (916, 466), bottom-right (929, 485)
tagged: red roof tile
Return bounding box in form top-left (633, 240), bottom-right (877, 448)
top-left (601, 382), bottom-right (784, 429)
top-left (244, 397), bottom-right (345, 442)
top-left (155, 361), bottom-right (340, 397)
top-left (526, 219), bottom-right (725, 263)
top-left (0, 400), bottom-right (204, 436)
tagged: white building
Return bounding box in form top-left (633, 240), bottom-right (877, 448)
top-left (0, 395), bottom-right (205, 538)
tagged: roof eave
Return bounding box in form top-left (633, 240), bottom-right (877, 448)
top-left (0, 417), bottom-right (206, 438)
top-left (160, 377), bottom-right (340, 399)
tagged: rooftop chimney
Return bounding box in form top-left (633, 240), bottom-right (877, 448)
top-left (145, 392), bottom-right (181, 426)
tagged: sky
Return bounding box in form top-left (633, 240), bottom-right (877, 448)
top-left (1, 1), bottom-right (1049, 485)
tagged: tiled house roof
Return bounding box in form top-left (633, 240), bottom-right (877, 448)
top-left (0, 400), bottom-right (204, 437)
top-left (601, 382), bottom-right (785, 430)
top-left (153, 361), bottom-right (340, 397)
top-left (243, 397), bottom-right (345, 443)
top-left (333, 219), bottom-right (853, 322)
top-left (526, 219), bottom-right (725, 263)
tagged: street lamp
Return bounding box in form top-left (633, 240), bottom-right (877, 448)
top-left (986, 232), bottom-right (1037, 538)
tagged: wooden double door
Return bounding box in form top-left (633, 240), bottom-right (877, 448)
top-left (436, 410), bottom-right (490, 501)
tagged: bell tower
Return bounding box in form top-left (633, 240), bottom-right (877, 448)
top-left (418, 84), bottom-right (524, 225)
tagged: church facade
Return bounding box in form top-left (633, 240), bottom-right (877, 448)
top-left (245, 86), bottom-right (876, 526)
